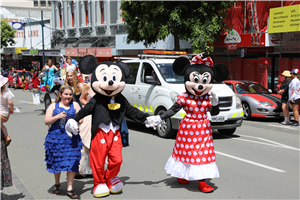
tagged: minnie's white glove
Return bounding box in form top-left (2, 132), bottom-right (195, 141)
top-left (209, 91), bottom-right (219, 106)
top-left (145, 115), bottom-right (162, 128)
top-left (65, 119), bottom-right (79, 137)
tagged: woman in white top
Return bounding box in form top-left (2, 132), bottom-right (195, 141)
top-left (63, 56), bottom-right (76, 73)
top-left (288, 69), bottom-right (300, 126)
top-left (0, 75), bottom-right (14, 146)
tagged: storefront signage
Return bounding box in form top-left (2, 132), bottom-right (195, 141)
top-left (3, 48), bottom-right (15, 54)
top-left (15, 31), bottom-right (24, 38)
top-left (28, 30), bottom-right (39, 37)
top-left (214, 33), bottom-right (265, 48)
top-left (268, 4), bottom-right (300, 33)
top-left (15, 47), bottom-right (27, 54)
top-left (12, 22), bottom-right (23, 30)
top-left (65, 48), bottom-right (112, 57)
top-left (224, 29), bottom-right (241, 51)
top-left (38, 51), bottom-right (61, 57)
top-left (274, 46), bottom-right (300, 53)
top-left (30, 49), bottom-right (38, 55)
top-left (265, 32), bottom-right (300, 46)
top-left (244, 47), bottom-right (274, 54)
top-left (224, 29), bottom-right (241, 43)
top-left (3, 18), bottom-right (37, 23)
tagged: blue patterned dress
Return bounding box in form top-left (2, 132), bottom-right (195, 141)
top-left (44, 102), bottom-right (83, 173)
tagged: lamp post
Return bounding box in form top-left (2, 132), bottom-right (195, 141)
top-left (40, 10), bottom-right (45, 67)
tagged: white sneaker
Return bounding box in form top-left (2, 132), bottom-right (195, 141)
top-left (281, 121), bottom-right (290, 125)
top-left (107, 176), bottom-right (123, 193)
top-left (93, 183), bottom-right (110, 197)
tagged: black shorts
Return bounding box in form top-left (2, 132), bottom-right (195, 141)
top-left (281, 96), bottom-right (289, 104)
top-left (290, 98), bottom-right (300, 105)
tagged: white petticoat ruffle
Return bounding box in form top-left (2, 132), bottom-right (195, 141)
top-left (165, 155), bottom-right (219, 180)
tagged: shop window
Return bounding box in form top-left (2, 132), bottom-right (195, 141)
top-left (100, 1), bottom-right (104, 24)
top-left (71, 1), bottom-right (74, 27)
top-left (40, 1), bottom-right (46, 7)
top-left (48, 0), bottom-right (51, 7)
top-left (59, 2), bottom-right (62, 28)
top-left (34, 1), bottom-right (38, 7)
top-left (85, 1), bottom-right (89, 26)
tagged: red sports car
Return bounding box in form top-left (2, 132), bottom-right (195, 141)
top-left (224, 80), bottom-right (293, 119)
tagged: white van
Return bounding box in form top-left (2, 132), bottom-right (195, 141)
top-left (120, 55), bottom-right (243, 138)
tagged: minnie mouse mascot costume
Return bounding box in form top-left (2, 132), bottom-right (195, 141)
top-left (146, 55), bottom-right (228, 193)
top-left (65, 55), bottom-right (150, 198)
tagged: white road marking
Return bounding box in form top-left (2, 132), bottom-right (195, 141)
top-left (239, 135), bottom-right (300, 151)
top-left (215, 151), bottom-right (285, 173)
top-left (14, 107), bottom-right (20, 113)
top-left (266, 124), bottom-right (299, 130)
top-left (232, 138), bottom-right (300, 151)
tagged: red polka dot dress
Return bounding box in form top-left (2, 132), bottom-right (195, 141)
top-left (165, 92), bottom-right (219, 180)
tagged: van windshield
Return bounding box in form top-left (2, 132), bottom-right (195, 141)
top-left (156, 63), bottom-right (184, 83)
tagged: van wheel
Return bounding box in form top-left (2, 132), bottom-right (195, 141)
top-left (218, 128), bottom-right (236, 136)
top-left (156, 110), bottom-right (176, 138)
top-left (242, 102), bottom-right (251, 119)
top-left (44, 93), bottom-right (52, 111)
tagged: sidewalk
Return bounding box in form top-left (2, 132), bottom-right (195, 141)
top-left (1, 171), bottom-right (34, 200)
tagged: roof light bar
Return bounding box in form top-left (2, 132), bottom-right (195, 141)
top-left (143, 50), bottom-right (187, 55)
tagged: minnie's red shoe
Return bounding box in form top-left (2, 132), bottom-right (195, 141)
top-left (177, 178), bottom-right (189, 184)
top-left (198, 180), bottom-right (214, 193)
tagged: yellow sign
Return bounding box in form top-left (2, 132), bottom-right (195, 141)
top-left (268, 4), bottom-right (300, 33)
top-left (15, 47), bottom-right (27, 54)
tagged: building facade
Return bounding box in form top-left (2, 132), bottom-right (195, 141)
top-left (1, 0), bottom-right (52, 71)
top-left (50, 0), bottom-right (125, 50)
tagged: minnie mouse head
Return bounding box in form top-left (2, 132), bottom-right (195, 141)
top-left (173, 55), bottom-right (228, 96)
top-left (79, 55), bottom-right (130, 96)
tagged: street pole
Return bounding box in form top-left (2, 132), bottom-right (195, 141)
top-left (41, 10), bottom-right (45, 67)
top-left (29, 12), bottom-right (32, 49)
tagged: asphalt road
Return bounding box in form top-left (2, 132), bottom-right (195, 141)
top-left (1, 89), bottom-right (299, 200)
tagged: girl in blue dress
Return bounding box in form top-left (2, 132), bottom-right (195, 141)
top-left (44, 85), bottom-right (83, 199)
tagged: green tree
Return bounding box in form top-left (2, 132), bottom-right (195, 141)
top-left (120, 1), bottom-right (235, 53)
top-left (1, 19), bottom-right (17, 48)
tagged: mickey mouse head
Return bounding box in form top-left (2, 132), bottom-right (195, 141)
top-left (172, 56), bottom-right (228, 97)
top-left (79, 55), bottom-right (130, 96)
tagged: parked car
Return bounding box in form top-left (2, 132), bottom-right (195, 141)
top-left (224, 80), bottom-right (293, 119)
top-left (119, 55), bottom-right (243, 137)
top-left (8, 70), bottom-right (32, 88)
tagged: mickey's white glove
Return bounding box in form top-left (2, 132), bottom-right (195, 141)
top-left (65, 119), bottom-right (79, 137)
top-left (145, 115), bottom-right (162, 128)
top-left (209, 91), bottom-right (219, 106)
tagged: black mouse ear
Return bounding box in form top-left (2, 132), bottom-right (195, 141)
top-left (116, 61), bottom-right (130, 78)
top-left (79, 55), bottom-right (98, 74)
top-left (212, 63), bottom-right (229, 82)
top-left (172, 56), bottom-right (190, 75)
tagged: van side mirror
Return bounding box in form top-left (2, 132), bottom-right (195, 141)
top-left (145, 76), bottom-right (158, 84)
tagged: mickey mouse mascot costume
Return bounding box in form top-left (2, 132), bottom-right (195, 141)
top-left (146, 55), bottom-right (228, 193)
top-left (65, 55), bottom-right (149, 198)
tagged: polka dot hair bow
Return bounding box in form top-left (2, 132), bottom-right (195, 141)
top-left (190, 55), bottom-right (213, 68)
